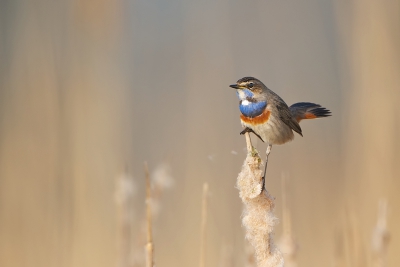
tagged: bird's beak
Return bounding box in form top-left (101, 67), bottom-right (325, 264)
top-left (229, 84), bottom-right (240, 89)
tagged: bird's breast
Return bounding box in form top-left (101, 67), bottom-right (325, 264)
top-left (239, 100), bottom-right (267, 118)
top-left (240, 111), bottom-right (294, 145)
top-left (240, 106), bottom-right (271, 125)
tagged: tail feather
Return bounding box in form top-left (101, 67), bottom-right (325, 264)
top-left (309, 107), bottom-right (331, 118)
top-left (290, 102), bottom-right (331, 123)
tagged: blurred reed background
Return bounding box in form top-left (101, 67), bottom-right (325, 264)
top-left (0, 0), bottom-right (398, 267)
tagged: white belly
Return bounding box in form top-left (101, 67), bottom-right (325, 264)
top-left (241, 115), bottom-right (294, 145)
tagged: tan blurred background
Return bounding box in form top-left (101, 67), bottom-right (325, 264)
top-left (0, 0), bottom-right (399, 267)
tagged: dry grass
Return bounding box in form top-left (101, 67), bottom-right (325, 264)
top-left (372, 199), bottom-right (390, 267)
top-left (200, 183), bottom-right (209, 267)
top-left (144, 162), bottom-right (154, 267)
top-left (278, 174), bottom-right (298, 267)
top-left (115, 171), bottom-right (136, 267)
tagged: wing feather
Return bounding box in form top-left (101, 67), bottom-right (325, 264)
top-left (276, 101), bottom-right (303, 136)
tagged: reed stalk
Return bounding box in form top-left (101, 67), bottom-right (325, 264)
top-left (200, 183), bottom-right (209, 267)
top-left (144, 162), bottom-right (154, 267)
top-left (237, 133), bottom-right (283, 267)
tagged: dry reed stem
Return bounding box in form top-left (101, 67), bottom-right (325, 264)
top-left (237, 133), bottom-right (283, 267)
top-left (335, 207), bottom-right (370, 267)
top-left (333, 226), bottom-right (346, 267)
top-left (372, 199), bottom-right (390, 267)
top-left (245, 131), bottom-right (254, 153)
top-left (131, 163), bottom-right (173, 267)
top-left (144, 162), bottom-right (154, 267)
top-left (115, 171), bottom-right (135, 267)
top-left (279, 174), bottom-right (297, 267)
top-left (200, 183), bottom-right (209, 267)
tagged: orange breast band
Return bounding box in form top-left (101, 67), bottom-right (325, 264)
top-left (240, 109), bottom-right (271, 125)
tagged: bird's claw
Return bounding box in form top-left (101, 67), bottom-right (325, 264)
top-left (240, 127), bottom-right (264, 142)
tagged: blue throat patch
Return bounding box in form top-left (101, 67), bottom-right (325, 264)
top-left (239, 101), bottom-right (267, 118)
top-left (236, 89), bottom-right (254, 99)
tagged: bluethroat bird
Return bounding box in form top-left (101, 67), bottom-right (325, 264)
top-left (230, 77), bottom-right (331, 188)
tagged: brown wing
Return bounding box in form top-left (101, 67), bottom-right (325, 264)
top-left (276, 101), bottom-right (303, 136)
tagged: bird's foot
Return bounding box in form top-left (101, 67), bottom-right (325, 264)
top-left (240, 127), bottom-right (264, 142)
top-left (240, 127), bottom-right (252, 135)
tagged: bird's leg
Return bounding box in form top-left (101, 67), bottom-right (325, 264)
top-left (261, 144), bottom-right (272, 191)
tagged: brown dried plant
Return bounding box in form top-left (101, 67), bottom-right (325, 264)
top-left (115, 162), bottom-right (173, 267)
top-left (115, 171), bottom-right (136, 267)
top-left (144, 162), bottom-right (154, 267)
top-left (371, 199), bottom-right (390, 267)
top-left (200, 183), bottom-right (209, 267)
top-left (237, 133), bottom-right (284, 267)
top-left (278, 174), bottom-right (298, 267)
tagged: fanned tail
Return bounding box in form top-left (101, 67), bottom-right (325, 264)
top-left (290, 102), bottom-right (331, 123)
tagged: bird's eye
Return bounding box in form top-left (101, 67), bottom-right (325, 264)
top-left (248, 82), bottom-right (254, 89)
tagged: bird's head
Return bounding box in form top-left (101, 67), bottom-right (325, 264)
top-left (230, 77), bottom-right (268, 118)
top-left (229, 77), bottom-right (266, 102)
